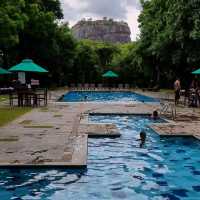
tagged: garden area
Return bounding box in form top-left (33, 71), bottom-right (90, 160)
top-left (0, 107), bottom-right (31, 127)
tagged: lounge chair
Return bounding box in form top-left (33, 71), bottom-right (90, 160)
top-left (118, 84), bottom-right (123, 91)
top-left (78, 83), bottom-right (83, 90)
top-left (0, 87), bottom-right (14, 94)
top-left (84, 83), bottom-right (89, 90)
top-left (97, 84), bottom-right (103, 90)
top-left (125, 84), bottom-right (130, 90)
top-left (142, 85), bottom-right (160, 92)
top-left (90, 84), bottom-right (96, 90)
top-left (70, 83), bottom-right (76, 90)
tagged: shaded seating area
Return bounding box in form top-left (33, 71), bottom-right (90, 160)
top-left (0, 67), bottom-right (14, 94)
top-left (9, 88), bottom-right (48, 107)
top-left (180, 89), bottom-right (200, 107)
top-left (7, 59), bottom-right (49, 107)
top-left (0, 87), bottom-right (14, 94)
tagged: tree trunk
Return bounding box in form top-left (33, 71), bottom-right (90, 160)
top-left (1, 49), bottom-right (8, 68)
top-left (155, 65), bottom-right (160, 85)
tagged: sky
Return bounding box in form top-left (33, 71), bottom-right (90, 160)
top-left (60, 0), bottom-right (142, 41)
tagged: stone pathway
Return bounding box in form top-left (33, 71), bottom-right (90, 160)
top-left (0, 89), bottom-right (200, 167)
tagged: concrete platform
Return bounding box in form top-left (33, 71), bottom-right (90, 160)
top-left (0, 135), bottom-right (88, 168)
top-left (79, 123), bottom-right (121, 138)
top-left (1, 89), bottom-right (200, 167)
top-left (151, 122), bottom-right (200, 138)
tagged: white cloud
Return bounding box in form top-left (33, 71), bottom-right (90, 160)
top-left (60, 0), bottom-right (141, 41)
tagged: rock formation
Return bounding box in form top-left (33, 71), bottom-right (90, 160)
top-left (72, 18), bottom-right (131, 43)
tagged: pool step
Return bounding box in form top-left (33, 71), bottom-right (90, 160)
top-left (79, 123), bottom-right (121, 138)
top-left (151, 123), bottom-right (200, 139)
top-left (194, 135), bottom-right (200, 140)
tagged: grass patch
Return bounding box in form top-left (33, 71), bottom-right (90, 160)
top-left (40, 107), bottom-right (49, 112)
top-left (0, 136), bottom-right (18, 142)
top-left (0, 95), bottom-right (9, 102)
top-left (53, 114), bottom-right (63, 118)
top-left (0, 107), bottom-right (31, 127)
top-left (19, 120), bottom-right (32, 125)
top-left (24, 125), bottom-right (54, 128)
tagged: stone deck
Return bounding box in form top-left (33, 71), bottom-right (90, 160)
top-left (0, 89), bottom-right (200, 167)
top-left (79, 123), bottom-right (121, 138)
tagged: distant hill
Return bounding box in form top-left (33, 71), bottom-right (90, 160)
top-left (72, 18), bottom-right (131, 43)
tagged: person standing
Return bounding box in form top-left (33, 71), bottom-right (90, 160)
top-left (174, 78), bottom-right (181, 105)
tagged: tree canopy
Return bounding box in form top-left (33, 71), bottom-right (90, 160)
top-left (1, 0), bottom-right (200, 88)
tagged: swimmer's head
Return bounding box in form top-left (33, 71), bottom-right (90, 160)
top-left (152, 110), bottom-right (158, 119)
top-left (140, 131), bottom-right (146, 142)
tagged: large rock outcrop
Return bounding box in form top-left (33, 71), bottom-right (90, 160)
top-left (72, 18), bottom-right (131, 43)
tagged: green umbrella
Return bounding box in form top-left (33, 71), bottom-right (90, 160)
top-left (9, 59), bottom-right (48, 73)
top-left (0, 67), bottom-right (11, 75)
top-left (192, 68), bottom-right (200, 74)
top-left (102, 70), bottom-right (119, 78)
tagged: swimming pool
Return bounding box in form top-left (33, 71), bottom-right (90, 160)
top-left (60, 91), bottom-right (158, 103)
top-left (0, 115), bottom-right (199, 199)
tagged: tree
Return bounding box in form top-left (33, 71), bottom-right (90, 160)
top-left (40, 0), bottom-right (63, 19)
top-left (137, 0), bottom-right (200, 87)
top-left (1, 0), bottom-right (76, 86)
top-left (73, 40), bottom-right (100, 83)
top-left (0, 0), bottom-right (27, 66)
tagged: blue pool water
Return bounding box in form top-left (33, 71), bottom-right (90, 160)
top-left (0, 115), bottom-right (200, 200)
top-left (60, 91), bottom-right (158, 102)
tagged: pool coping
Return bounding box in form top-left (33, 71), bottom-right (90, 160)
top-left (57, 90), bottom-right (160, 104)
top-left (0, 135), bottom-right (88, 168)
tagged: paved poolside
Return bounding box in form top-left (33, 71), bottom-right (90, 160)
top-left (0, 89), bottom-right (200, 167)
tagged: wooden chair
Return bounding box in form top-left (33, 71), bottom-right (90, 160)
top-left (35, 88), bottom-right (48, 106)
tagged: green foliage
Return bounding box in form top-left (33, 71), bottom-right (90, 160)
top-left (1, 0), bottom-right (200, 88)
top-left (0, 0), bottom-right (27, 48)
top-left (0, 107), bottom-right (31, 127)
top-left (137, 0), bottom-right (200, 87)
top-left (73, 40), bottom-right (100, 83)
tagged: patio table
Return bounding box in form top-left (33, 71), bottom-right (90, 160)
top-left (9, 88), bottom-right (47, 107)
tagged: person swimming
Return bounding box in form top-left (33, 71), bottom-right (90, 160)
top-left (139, 131), bottom-right (146, 148)
top-left (151, 110), bottom-right (159, 120)
top-left (84, 95), bottom-right (87, 101)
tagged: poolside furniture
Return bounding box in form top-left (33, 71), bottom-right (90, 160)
top-left (78, 83), bottom-right (83, 90)
top-left (70, 83), bottom-right (76, 90)
top-left (0, 87), bottom-right (14, 94)
top-left (84, 83), bottom-right (89, 90)
top-left (90, 83), bottom-right (95, 90)
top-left (179, 89), bottom-right (188, 105)
top-left (188, 88), bottom-right (198, 107)
top-left (9, 88), bottom-right (48, 107)
top-left (118, 84), bottom-right (123, 90)
top-left (0, 67), bottom-right (11, 75)
top-left (35, 88), bottom-right (48, 106)
top-left (97, 84), bottom-right (103, 90)
top-left (142, 85), bottom-right (160, 92)
top-left (8, 59), bottom-right (48, 85)
top-left (125, 84), bottom-right (130, 90)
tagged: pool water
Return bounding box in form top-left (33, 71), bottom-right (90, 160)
top-left (0, 115), bottom-right (200, 200)
top-left (60, 91), bottom-right (158, 103)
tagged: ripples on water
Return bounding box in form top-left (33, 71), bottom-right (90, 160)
top-left (61, 91), bottom-right (158, 103)
top-left (0, 115), bottom-right (200, 200)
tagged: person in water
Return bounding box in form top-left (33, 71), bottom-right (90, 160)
top-left (139, 131), bottom-right (146, 148)
top-left (151, 110), bottom-right (159, 120)
top-left (84, 95), bottom-right (87, 101)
